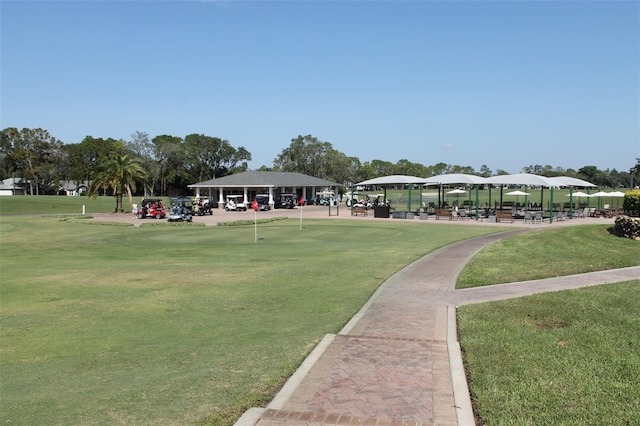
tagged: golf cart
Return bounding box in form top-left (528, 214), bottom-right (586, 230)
top-left (167, 196), bottom-right (193, 222)
top-left (138, 198), bottom-right (166, 219)
top-left (275, 193), bottom-right (297, 209)
top-left (224, 195), bottom-right (247, 211)
top-left (193, 197), bottom-right (213, 216)
top-left (345, 192), bottom-right (366, 207)
top-left (314, 191), bottom-right (337, 206)
top-left (254, 194), bottom-right (270, 211)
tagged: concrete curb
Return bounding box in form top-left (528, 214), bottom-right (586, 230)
top-left (234, 408), bottom-right (266, 426)
top-left (447, 306), bottom-right (475, 426)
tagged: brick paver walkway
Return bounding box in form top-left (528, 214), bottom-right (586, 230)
top-left (237, 222), bottom-right (639, 426)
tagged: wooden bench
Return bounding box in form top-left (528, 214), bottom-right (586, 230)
top-left (435, 209), bottom-right (451, 220)
top-left (353, 206), bottom-right (368, 216)
top-left (496, 211), bottom-right (514, 223)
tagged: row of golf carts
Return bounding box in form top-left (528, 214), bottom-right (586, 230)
top-left (139, 192), bottom-right (314, 223)
top-left (135, 197), bottom-right (213, 222)
top-left (224, 194), bottom-right (301, 211)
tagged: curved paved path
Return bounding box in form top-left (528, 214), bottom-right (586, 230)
top-left (236, 226), bottom-right (638, 426)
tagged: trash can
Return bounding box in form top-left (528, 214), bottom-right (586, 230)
top-left (405, 212), bottom-right (414, 220)
top-left (419, 212), bottom-right (429, 220)
top-left (374, 206), bottom-right (390, 218)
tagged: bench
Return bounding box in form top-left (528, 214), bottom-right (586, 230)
top-left (496, 211), bottom-right (514, 223)
top-left (353, 206), bottom-right (368, 216)
top-left (435, 209), bottom-right (451, 220)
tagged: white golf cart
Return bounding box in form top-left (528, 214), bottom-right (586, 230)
top-left (224, 195), bottom-right (247, 211)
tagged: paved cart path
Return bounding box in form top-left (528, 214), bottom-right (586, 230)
top-left (235, 225), bottom-right (638, 426)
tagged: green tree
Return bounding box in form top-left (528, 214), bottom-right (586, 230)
top-left (126, 131), bottom-right (156, 196)
top-left (0, 127), bottom-right (62, 194)
top-left (478, 165), bottom-right (492, 177)
top-left (184, 134), bottom-right (251, 182)
top-left (89, 155), bottom-right (148, 212)
top-left (274, 135), bottom-right (347, 182)
top-left (394, 159), bottom-right (428, 177)
top-left (63, 136), bottom-right (125, 191)
top-left (152, 135), bottom-right (186, 195)
top-left (368, 159), bottom-right (396, 177)
top-left (578, 165), bottom-right (606, 187)
top-left (430, 162), bottom-right (449, 176)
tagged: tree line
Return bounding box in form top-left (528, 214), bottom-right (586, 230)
top-left (1, 128), bottom-right (638, 201)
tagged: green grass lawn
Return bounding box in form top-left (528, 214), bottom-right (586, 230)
top-left (0, 214), bottom-right (499, 425)
top-left (456, 224), bottom-right (640, 425)
top-left (458, 282), bottom-right (640, 425)
top-left (456, 225), bottom-right (640, 288)
top-left (0, 194), bottom-right (153, 215)
top-left (2, 196), bottom-right (638, 425)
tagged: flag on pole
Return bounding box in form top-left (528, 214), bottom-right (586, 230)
top-left (251, 198), bottom-right (258, 243)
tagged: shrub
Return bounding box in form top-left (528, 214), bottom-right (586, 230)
top-left (623, 189), bottom-right (640, 217)
top-left (611, 215), bottom-right (640, 240)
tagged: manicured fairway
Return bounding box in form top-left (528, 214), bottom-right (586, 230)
top-left (456, 224), bottom-right (640, 288)
top-left (456, 223), bottom-right (640, 425)
top-left (459, 281), bottom-right (640, 425)
top-left (0, 215), bottom-right (499, 425)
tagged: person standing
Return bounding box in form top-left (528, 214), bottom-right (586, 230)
top-left (132, 202), bottom-right (139, 218)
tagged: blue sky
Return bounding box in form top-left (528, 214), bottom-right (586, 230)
top-left (2, 0), bottom-right (639, 173)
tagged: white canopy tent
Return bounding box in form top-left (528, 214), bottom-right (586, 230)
top-left (548, 176), bottom-right (597, 217)
top-left (357, 175), bottom-right (429, 186)
top-left (423, 173), bottom-right (488, 185)
top-left (485, 173), bottom-right (556, 187)
top-left (547, 176), bottom-right (596, 188)
top-left (422, 174), bottom-right (488, 218)
top-left (485, 173), bottom-right (598, 221)
top-left (485, 174), bottom-right (558, 221)
top-left (355, 175), bottom-right (429, 211)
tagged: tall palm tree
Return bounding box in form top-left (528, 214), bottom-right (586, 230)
top-left (89, 155), bottom-right (148, 212)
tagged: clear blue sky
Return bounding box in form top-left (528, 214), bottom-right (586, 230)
top-left (2, 0), bottom-right (639, 174)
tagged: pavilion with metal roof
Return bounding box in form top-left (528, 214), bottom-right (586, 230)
top-left (188, 171), bottom-right (342, 207)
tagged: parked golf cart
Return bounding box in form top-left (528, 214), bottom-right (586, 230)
top-left (193, 197), bottom-right (213, 216)
top-left (254, 194), bottom-right (271, 211)
top-left (167, 196), bottom-right (193, 222)
top-left (344, 192), bottom-right (365, 207)
top-left (275, 193), bottom-right (297, 209)
top-left (313, 191), bottom-right (337, 206)
top-left (138, 198), bottom-right (166, 219)
top-left (224, 195), bottom-right (247, 211)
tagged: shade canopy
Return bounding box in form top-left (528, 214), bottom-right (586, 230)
top-left (423, 173), bottom-right (487, 185)
top-left (608, 191), bottom-right (626, 197)
top-left (446, 189), bottom-right (468, 194)
top-left (356, 175), bottom-right (429, 186)
top-left (485, 173), bottom-right (555, 187)
top-left (590, 191), bottom-right (611, 197)
top-left (548, 176), bottom-right (596, 188)
top-left (568, 191), bottom-right (591, 197)
top-left (505, 190), bottom-right (530, 196)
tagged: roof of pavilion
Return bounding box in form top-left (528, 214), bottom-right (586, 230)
top-left (188, 171), bottom-right (342, 189)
